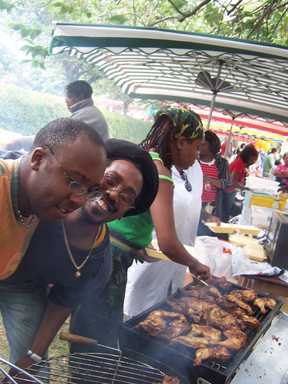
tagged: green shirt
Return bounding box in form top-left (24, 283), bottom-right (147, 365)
top-left (108, 210), bottom-right (153, 248)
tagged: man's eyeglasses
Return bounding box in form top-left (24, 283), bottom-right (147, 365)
top-left (45, 146), bottom-right (101, 197)
top-left (101, 173), bottom-right (136, 208)
top-left (179, 170), bottom-right (192, 192)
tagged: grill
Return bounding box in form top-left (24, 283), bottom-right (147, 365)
top-left (2, 344), bottom-right (170, 384)
top-left (120, 282), bottom-right (283, 384)
top-left (0, 356), bottom-right (42, 383)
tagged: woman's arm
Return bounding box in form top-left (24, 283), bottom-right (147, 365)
top-left (150, 162), bottom-right (210, 279)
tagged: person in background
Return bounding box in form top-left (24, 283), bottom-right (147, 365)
top-left (263, 148), bottom-right (278, 177)
top-left (225, 144), bottom-right (258, 219)
top-left (124, 159), bottom-right (203, 318)
top-left (0, 118), bottom-right (106, 283)
top-left (271, 159), bottom-right (281, 179)
top-left (1, 139), bottom-right (158, 373)
top-left (273, 153), bottom-right (288, 192)
top-left (198, 130), bottom-right (230, 222)
top-left (65, 80), bottom-right (109, 140)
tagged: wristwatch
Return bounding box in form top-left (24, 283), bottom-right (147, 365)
top-left (27, 350), bottom-right (42, 363)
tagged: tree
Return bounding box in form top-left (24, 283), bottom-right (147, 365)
top-left (3, 0), bottom-right (288, 69)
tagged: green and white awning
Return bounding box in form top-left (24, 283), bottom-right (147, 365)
top-left (50, 23), bottom-right (288, 124)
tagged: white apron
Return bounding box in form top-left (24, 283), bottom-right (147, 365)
top-left (124, 161), bottom-right (203, 317)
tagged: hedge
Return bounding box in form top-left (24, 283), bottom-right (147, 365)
top-left (0, 85), bottom-right (150, 143)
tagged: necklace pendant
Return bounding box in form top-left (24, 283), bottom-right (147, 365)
top-left (75, 270), bottom-right (81, 278)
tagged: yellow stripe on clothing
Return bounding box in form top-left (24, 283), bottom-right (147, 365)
top-left (92, 224), bottom-right (107, 248)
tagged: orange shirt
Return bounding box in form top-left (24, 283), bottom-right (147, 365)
top-left (0, 159), bottom-right (38, 279)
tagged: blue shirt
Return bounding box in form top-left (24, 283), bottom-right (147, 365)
top-left (1, 221), bottom-right (112, 308)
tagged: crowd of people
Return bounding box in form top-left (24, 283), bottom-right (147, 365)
top-left (1, 79), bottom-right (284, 376)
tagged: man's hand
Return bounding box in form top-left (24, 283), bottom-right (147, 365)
top-left (203, 176), bottom-right (221, 189)
top-left (202, 211), bottom-right (221, 225)
top-left (189, 260), bottom-right (210, 280)
top-left (3, 356), bottom-right (37, 384)
top-left (206, 214), bottom-right (221, 225)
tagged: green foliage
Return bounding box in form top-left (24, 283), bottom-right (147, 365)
top-left (0, 85), bottom-right (150, 142)
top-left (0, 0), bottom-right (13, 11)
top-left (11, 23), bottom-right (41, 39)
top-left (0, 85), bottom-right (67, 134)
top-left (4, 0), bottom-right (287, 71)
top-left (108, 14), bottom-right (128, 24)
top-left (103, 110), bottom-right (150, 143)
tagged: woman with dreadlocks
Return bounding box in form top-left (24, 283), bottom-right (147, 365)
top-left (71, 108), bottom-right (210, 349)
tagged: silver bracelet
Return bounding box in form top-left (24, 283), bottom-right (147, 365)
top-left (27, 350), bottom-right (42, 363)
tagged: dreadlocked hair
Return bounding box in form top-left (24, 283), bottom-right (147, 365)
top-left (140, 115), bottom-right (174, 169)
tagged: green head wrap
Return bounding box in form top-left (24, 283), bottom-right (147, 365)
top-left (156, 107), bottom-right (203, 140)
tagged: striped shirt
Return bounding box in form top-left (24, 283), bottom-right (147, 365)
top-left (200, 159), bottom-right (219, 203)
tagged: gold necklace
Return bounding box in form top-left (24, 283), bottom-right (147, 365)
top-left (16, 208), bottom-right (36, 228)
top-left (62, 221), bottom-right (101, 278)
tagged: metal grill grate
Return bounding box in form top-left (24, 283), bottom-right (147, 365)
top-left (0, 356), bottom-right (43, 384)
top-left (20, 350), bottom-right (166, 384)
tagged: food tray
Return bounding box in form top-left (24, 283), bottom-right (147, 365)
top-left (120, 282), bottom-right (282, 384)
top-left (206, 223), bottom-right (261, 236)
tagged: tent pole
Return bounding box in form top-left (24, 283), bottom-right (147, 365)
top-left (206, 60), bottom-right (224, 130)
top-left (207, 92), bottom-right (216, 130)
top-left (224, 117), bottom-right (235, 158)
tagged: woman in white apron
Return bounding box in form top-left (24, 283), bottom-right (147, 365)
top-left (124, 161), bottom-right (203, 317)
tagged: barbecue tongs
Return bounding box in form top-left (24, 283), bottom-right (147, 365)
top-left (191, 274), bottom-right (209, 287)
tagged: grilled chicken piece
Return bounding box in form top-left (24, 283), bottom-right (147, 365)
top-left (167, 297), bottom-right (187, 313)
top-left (219, 328), bottom-right (247, 350)
top-left (136, 310), bottom-right (166, 336)
top-left (206, 276), bottom-right (234, 291)
top-left (174, 335), bottom-right (210, 349)
top-left (232, 289), bottom-right (257, 302)
top-left (215, 296), bottom-right (238, 311)
top-left (194, 346), bottom-right (231, 366)
top-left (207, 307), bottom-right (239, 330)
top-left (136, 310), bottom-right (189, 339)
top-left (231, 308), bottom-right (260, 329)
top-left (165, 317), bottom-right (190, 339)
top-left (226, 292), bottom-right (254, 315)
top-left (190, 324), bottom-right (222, 342)
top-left (254, 297), bottom-right (277, 314)
top-left (167, 297), bottom-right (216, 322)
top-left (183, 286), bottom-right (222, 300)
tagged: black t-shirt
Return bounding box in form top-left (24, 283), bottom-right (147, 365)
top-left (1, 221), bottom-right (112, 308)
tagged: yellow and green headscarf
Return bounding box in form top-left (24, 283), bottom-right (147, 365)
top-left (156, 107), bottom-right (204, 140)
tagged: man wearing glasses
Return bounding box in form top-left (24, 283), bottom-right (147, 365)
top-left (0, 139), bottom-right (158, 375)
top-left (0, 117), bottom-right (107, 283)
